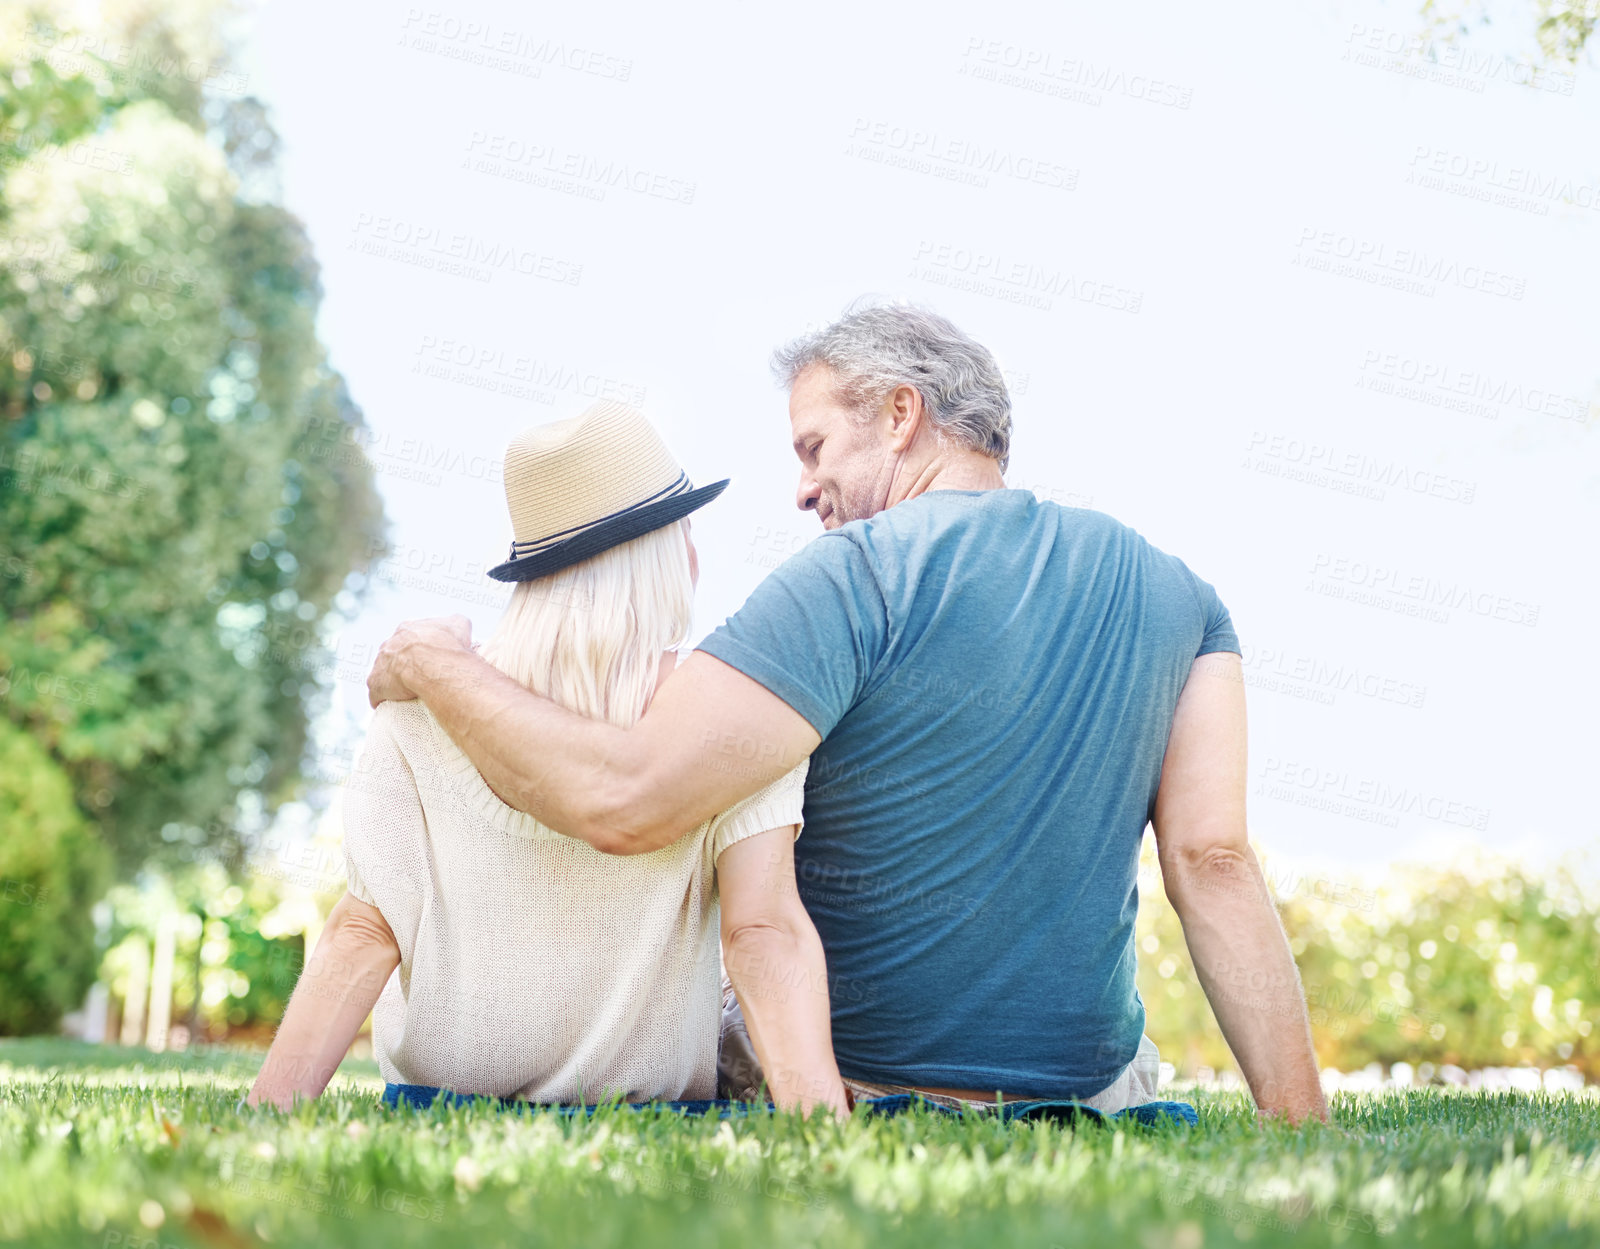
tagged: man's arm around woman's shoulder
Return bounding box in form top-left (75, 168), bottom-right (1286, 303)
top-left (368, 616), bottom-right (820, 855)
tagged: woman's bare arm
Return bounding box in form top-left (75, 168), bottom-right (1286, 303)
top-left (247, 892), bottom-right (401, 1110)
top-left (717, 827), bottom-right (848, 1119)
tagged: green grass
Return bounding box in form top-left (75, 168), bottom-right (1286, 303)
top-left (2, 1040), bottom-right (1598, 1248)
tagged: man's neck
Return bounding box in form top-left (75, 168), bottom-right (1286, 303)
top-left (889, 453), bottom-right (1007, 507)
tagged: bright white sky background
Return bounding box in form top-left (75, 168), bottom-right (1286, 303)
top-left (235, 0), bottom-right (1598, 886)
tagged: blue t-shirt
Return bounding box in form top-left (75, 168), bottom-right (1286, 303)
top-left (697, 489), bottom-right (1239, 1097)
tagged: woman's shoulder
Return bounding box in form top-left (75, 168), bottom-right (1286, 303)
top-left (363, 701), bottom-right (468, 791)
top-left (366, 698), bottom-right (448, 757)
top-left (372, 697), bottom-right (440, 735)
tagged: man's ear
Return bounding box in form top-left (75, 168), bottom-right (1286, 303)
top-left (883, 384), bottom-right (923, 452)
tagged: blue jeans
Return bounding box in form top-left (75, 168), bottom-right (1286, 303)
top-left (381, 1082), bottom-right (1197, 1126)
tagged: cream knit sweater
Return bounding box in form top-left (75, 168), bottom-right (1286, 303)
top-left (341, 699), bottom-right (807, 1103)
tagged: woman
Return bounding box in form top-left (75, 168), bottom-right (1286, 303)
top-left (248, 401), bottom-right (846, 1116)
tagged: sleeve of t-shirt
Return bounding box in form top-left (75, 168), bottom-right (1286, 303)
top-left (1185, 567), bottom-right (1241, 657)
top-left (709, 758), bottom-right (809, 863)
top-left (696, 532), bottom-right (890, 738)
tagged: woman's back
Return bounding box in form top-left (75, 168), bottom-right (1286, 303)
top-left (344, 486), bottom-right (801, 1102)
top-left (342, 698), bottom-right (806, 1102)
top-left (252, 403), bottom-right (841, 1117)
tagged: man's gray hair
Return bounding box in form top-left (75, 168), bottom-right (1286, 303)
top-left (770, 299), bottom-right (1012, 472)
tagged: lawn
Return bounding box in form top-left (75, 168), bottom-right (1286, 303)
top-left (2, 1040), bottom-right (1597, 1248)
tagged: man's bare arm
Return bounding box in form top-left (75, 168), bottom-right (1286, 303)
top-left (1152, 651), bottom-right (1330, 1125)
top-left (367, 616), bottom-right (820, 854)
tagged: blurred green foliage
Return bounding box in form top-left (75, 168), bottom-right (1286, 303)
top-left (101, 861), bottom-right (310, 1040)
top-left (0, 3), bottom-right (386, 872)
top-left (0, 1), bottom-right (384, 1031)
top-left (1420, 1), bottom-right (1599, 64)
top-left (1137, 848), bottom-right (1600, 1079)
top-left (0, 720), bottom-right (109, 1033)
top-left (1535, 1), bottom-right (1600, 62)
top-left (85, 844), bottom-right (1600, 1073)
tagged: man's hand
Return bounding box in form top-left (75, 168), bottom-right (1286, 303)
top-left (368, 615), bottom-right (474, 708)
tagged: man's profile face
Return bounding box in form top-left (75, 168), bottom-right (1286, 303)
top-left (787, 364), bottom-right (897, 529)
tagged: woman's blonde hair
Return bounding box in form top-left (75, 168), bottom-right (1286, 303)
top-left (476, 519), bottom-right (693, 727)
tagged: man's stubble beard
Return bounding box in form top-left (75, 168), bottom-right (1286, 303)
top-left (830, 443), bottom-right (903, 527)
top-left (828, 478), bottom-right (885, 527)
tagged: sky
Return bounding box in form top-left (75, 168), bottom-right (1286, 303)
top-left (232, 0), bottom-right (1599, 884)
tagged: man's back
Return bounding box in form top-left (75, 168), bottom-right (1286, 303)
top-left (698, 488), bottom-right (1238, 1097)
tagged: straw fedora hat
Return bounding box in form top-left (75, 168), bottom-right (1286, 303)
top-left (487, 401), bottom-right (729, 582)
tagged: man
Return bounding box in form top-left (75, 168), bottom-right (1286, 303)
top-left (368, 300), bottom-right (1329, 1123)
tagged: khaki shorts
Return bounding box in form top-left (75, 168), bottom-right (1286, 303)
top-left (717, 978), bottom-right (1163, 1113)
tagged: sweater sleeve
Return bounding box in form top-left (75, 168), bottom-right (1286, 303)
top-left (340, 705), bottom-right (430, 946)
top-left (708, 759), bottom-right (809, 863)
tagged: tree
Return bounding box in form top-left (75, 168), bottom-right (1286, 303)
top-left (0, 0), bottom-right (384, 912)
top-left (0, 721), bottom-right (108, 1034)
